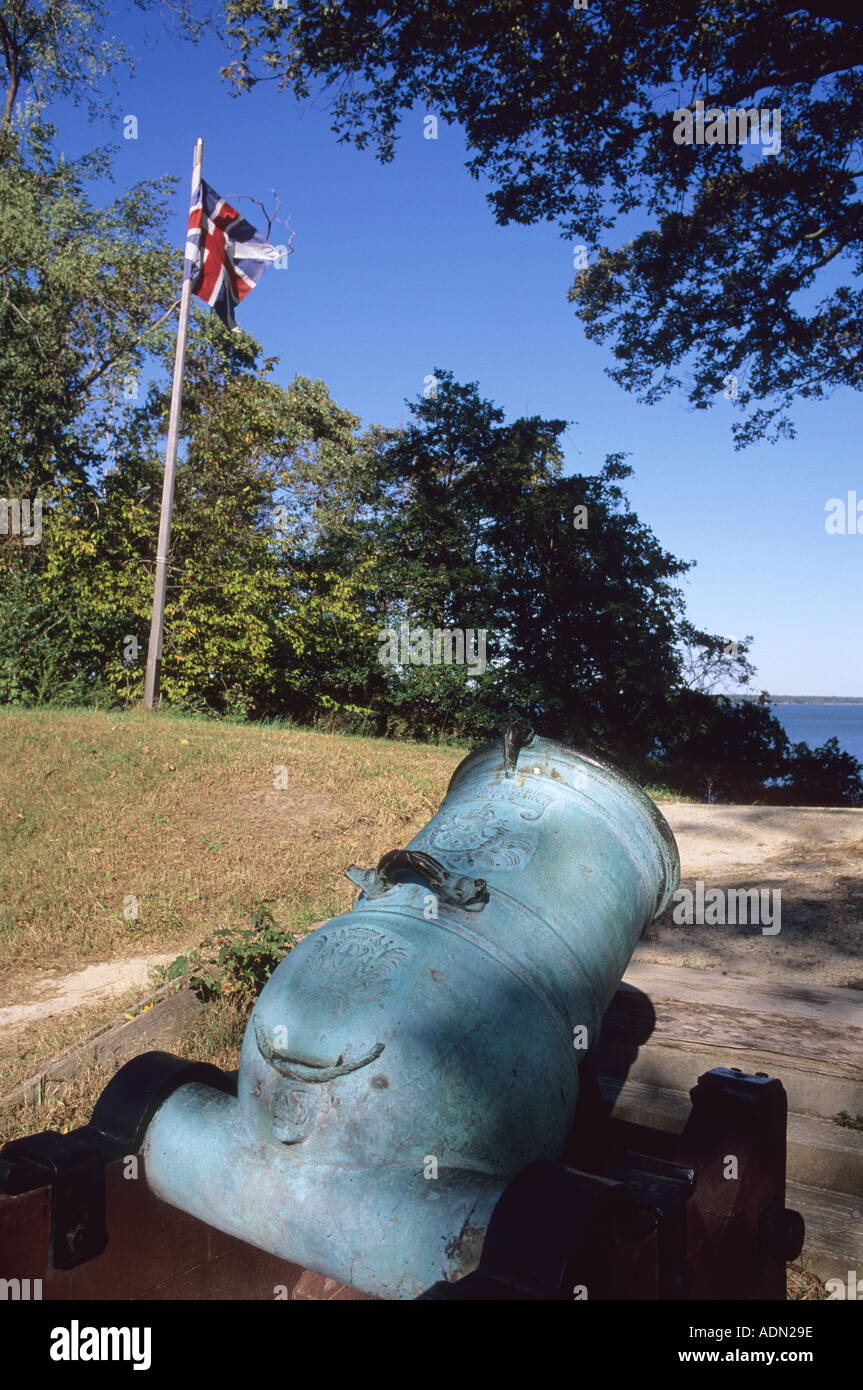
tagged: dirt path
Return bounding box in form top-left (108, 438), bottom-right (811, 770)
top-left (637, 804), bottom-right (863, 988)
top-left (0, 954), bottom-right (178, 1038)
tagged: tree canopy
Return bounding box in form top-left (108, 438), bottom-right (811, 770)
top-left (0, 119), bottom-right (181, 493)
top-left (224, 0), bottom-right (863, 446)
top-left (0, 0), bottom-right (206, 138)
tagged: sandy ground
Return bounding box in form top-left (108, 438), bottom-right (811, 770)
top-left (1, 804), bottom-right (860, 1054)
top-left (0, 954), bottom-right (178, 1034)
top-left (637, 804), bottom-right (863, 989)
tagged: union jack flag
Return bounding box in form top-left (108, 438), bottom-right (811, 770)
top-left (184, 178), bottom-right (282, 330)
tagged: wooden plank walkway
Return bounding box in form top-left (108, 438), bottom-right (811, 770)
top-left (599, 961), bottom-right (863, 1118)
top-left (597, 962), bottom-right (863, 1281)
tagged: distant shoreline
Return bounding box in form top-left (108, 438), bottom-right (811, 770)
top-left (734, 695), bottom-right (863, 705)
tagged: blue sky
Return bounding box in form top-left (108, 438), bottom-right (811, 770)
top-left (52, 4), bottom-right (862, 696)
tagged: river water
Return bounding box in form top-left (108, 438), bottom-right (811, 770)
top-left (769, 703), bottom-right (863, 765)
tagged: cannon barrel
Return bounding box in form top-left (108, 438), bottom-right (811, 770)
top-left (140, 721), bottom-right (680, 1298)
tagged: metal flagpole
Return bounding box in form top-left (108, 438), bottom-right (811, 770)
top-left (143, 136), bottom-right (204, 710)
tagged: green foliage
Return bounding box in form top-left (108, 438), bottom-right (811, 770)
top-left (352, 370), bottom-right (711, 756)
top-left (1, 259), bottom-right (391, 719)
top-left (136, 332), bottom-right (389, 720)
top-left (652, 691), bottom-right (793, 802)
top-left (777, 737), bottom-right (863, 807)
top-left (834, 1111), bottom-right (863, 1132)
top-left (0, 557), bottom-right (113, 707)
top-left (0, 0), bottom-right (206, 139)
top-left (652, 693), bottom-right (863, 805)
top-left (168, 903), bottom-right (298, 1003)
top-left (0, 120), bottom-right (181, 493)
top-left (225, 0), bottom-right (863, 445)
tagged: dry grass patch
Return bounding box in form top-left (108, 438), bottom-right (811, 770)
top-left (0, 992), bottom-right (251, 1145)
top-left (173, 994), bottom-right (249, 1074)
top-left (786, 1263), bottom-right (830, 1300)
top-left (0, 707), bottom-right (462, 997)
top-left (0, 981), bottom-right (159, 1132)
top-left (0, 707), bottom-right (462, 1096)
top-left (0, 1052), bottom-right (123, 1147)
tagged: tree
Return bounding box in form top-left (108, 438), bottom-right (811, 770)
top-left (0, 0), bottom-right (209, 495)
top-left (348, 369), bottom-right (750, 754)
top-left (652, 690), bottom-right (792, 801)
top-left (0, 0), bottom-right (206, 139)
top-left (224, 0), bottom-right (863, 445)
top-left (0, 0), bottom-right (390, 723)
top-left (0, 118), bottom-right (180, 494)
top-left (778, 736), bottom-right (863, 805)
top-left (161, 339), bottom-right (390, 720)
top-left (678, 620), bottom-right (758, 694)
top-left (1, 308), bottom-right (391, 720)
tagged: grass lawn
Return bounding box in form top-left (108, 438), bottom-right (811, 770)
top-left (0, 706), bottom-right (466, 986)
top-left (0, 707), bottom-right (686, 1118)
top-left (0, 706), bottom-right (473, 1103)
